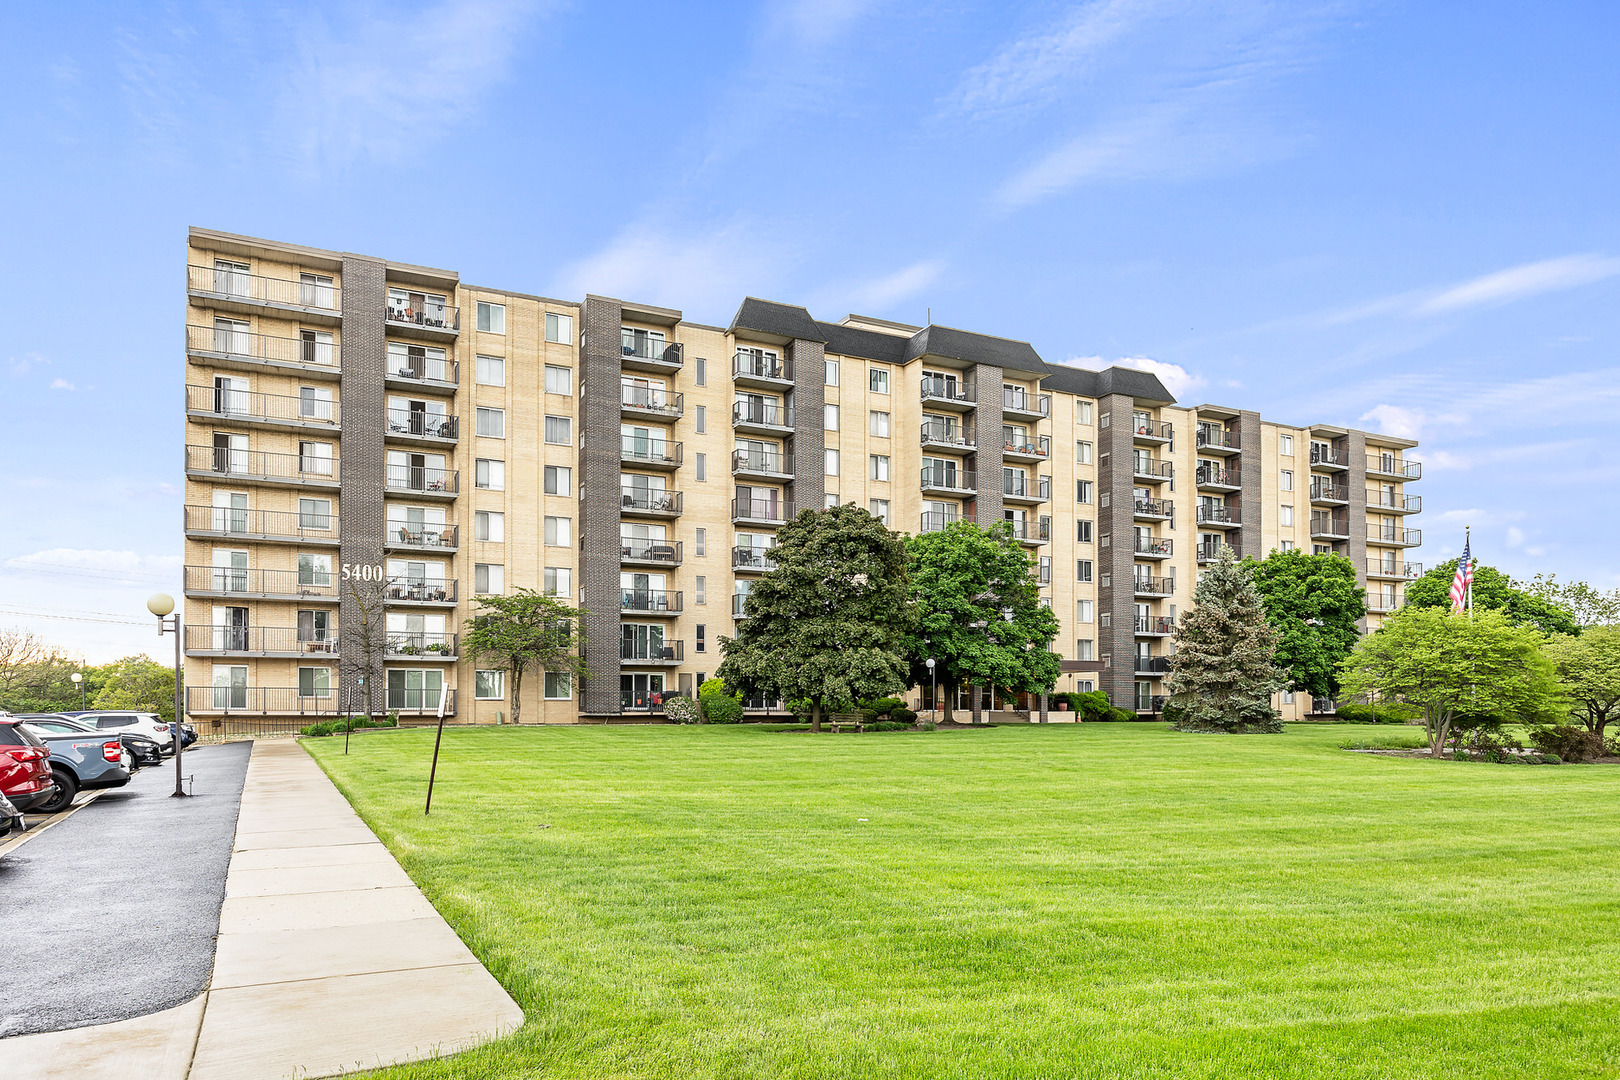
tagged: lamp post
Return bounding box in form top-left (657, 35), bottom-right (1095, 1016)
top-left (70, 671), bottom-right (85, 710)
top-left (925, 658), bottom-right (937, 726)
top-left (146, 594), bottom-right (189, 798)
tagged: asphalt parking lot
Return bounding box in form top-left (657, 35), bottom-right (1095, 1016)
top-left (0, 742), bottom-right (250, 1038)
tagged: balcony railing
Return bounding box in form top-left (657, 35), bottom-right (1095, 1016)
top-left (185, 626), bottom-right (337, 656)
top-left (1196, 465), bottom-right (1238, 488)
top-left (186, 445), bottom-right (339, 485)
top-left (1310, 444), bottom-right (1349, 468)
top-left (1365, 590), bottom-right (1400, 614)
top-left (623, 334), bottom-right (682, 365)
top-left (1134, 419), bottom-right (1173, 441)
top-left (186, 685), bottom-right (346, 716)
top-left (920, 512), bottom-right (959, 533)
top-left (183, 565), bottom-right (338, 600)
top-left (732, 546), bottom-right (778, 572)
top-left (1002, 389), bottom-right (1051, 417)
top-left (1195, 427), bottom-right (1240, 451)
top-left (1134, 536), bottom-right (1173, 557)
top-left (622, 488), bottom-right (682, 515)
top-left (1370, 492), bottom-right (1423, 513)
top-left (732, 351), bottom-right (790, 381)
top-left (1003, 475), bottom-right (1050, 500)
top-left (1134, 656), bottom-right (1172, 674)
top-left (623, 540), bottom-right (682, 565)
top-left (1310, 481), bottom-right (1349, 502)
top-left (1310, 513), bottom-right (1349, 538)
top-left (732, 498), bottom-right (790, 524)
top-left (622, 385), bottom-right (683, 418)
top-left (385, 296), bottom-right (458, 332)
top-left (1370, 526), bottom-right (1422, 545)
top-left (1367, 559), bottom-right (1422, 579)
top-left (384, 579), bottom-right (457, 604)
top-left (920, 376), bottom-right (973, 405)
top-left (622, 639), bottom-right (683, 663)
top-left (385, 523), bottom-right (457, 549)
top-left (385, 409), bottom-right (457, 440)
top-left (384, 465), bottom-right (458, 495)
top-left (731, 449), bottom-right (791, 475)
top-left (732, 593), bottom-right (751, 618)
top-left (188, 265), bottom-right (341, 312)
top-left (1196, 505), bottom-right (1240, 526)
top-left (187, 384), bottom-right (340, 428)
top-left (622, 589), bottom-right (682, 614)
top-left (732, 402), bottom-right (794, 428)
top-left (1002, 518), bottom-right (1050, 542)
top-left (1196, 542), bottom-right (1225, 563)
top-left (1004, 434), bottom-right (1051, 459)
top-left (186, 323), bottom-right (338, 371)
top-left (388, 352), bottom-right (459, 385)
top-left (1133, 694), bottom-right (1168, 713)
top-left (184, 505), bottom-right (339, 543)
top-left (1134, 497), bottom-right (1173, 518)
top-left (1133, 576), bottom-right (1174, 596)
top-left (384, 632), bottom-right (458, 658)
top-left (1135, 615), bottom-right (1174, 634)
top-left (921, 421), bottom-right (974, 449)
top-left (622, 438), bottom-right (682, 468)
top-left (1133, 458), bottom-right (1173, 481)
top-left (1368, 456), bottom-right (1422, 479)
top-left (922, 468), bottom-right (976, 493)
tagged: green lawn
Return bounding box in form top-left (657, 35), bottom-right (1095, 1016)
top-left (304, 723), bottom-right (1620, 1079)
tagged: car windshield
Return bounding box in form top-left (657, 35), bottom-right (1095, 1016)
top-left (0, 723), bottom-right (47, 748)
top-left (29, 721), bottom-right (82, 732)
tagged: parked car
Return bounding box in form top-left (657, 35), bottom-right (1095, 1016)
top-left (19, 715), bottom-right (162, 768)
top-left (0, 717), bottom-right (58, 814)
top-left (60, 711), bottom-right (177, 753)
top-left (21, 723), bottom-right (130, 814)
top-left (0, 792), bottom-right (23, 838)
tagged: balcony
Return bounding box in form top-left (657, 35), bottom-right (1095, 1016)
top-left (920, 376), bottom-right (975, 411)
top-left (732, 593), bottom-right (752, 619)
top-left (622, 540), bottom-right (683, 569)
top-left (1133, 419), bottom-right (1173, 445)
top-left (1002, 435), bottom-right (1051, 464)
top-left (1133, 458), bottom-right (1173, 484)
top-left (384, 409), bottom-right (457, 445)
top-left (1196, 542), bottom-right (1226, 564)
top-left (621, 639), bottom-right (684, 665)
top-left (1195, 428), bottom-right (1241, 455)
top-left (185, 625), bottom-right (337, 659)
top-left (732, 401), bottom-right (794, 436)
top-left (1365, 590), bottom-right (1400, 615)
top-left (385, 353), bottom-right (459, 393)
top-left (187, 265), bottom-right (341, 323)
top-left (183, 566), bottom-right (339, 603)
top-left (184, 505), bottom-right (340, 547)
top-left (732, 497), bottom-right (791, 527)
top-left (384, 464), bottom-right (458, 499)
top-left (621, 335), bottom-right (684, 376)
top-left (384, 292), bottom-right (459, 340)
top-left (1003, 518), bottom-right (1050, 545)
top-left (186, 324), bottom-right (339, 380)
top-left (1310, 481), bottom-right (1349, 505)
top-left (185, 687), bottom-right (458, 719)
top-left (1135, 615), bottom-right (1174, 635)
top-left (1310, 444), bottom-right (1350, 471)
top-left (1134, 656), bottom-right (1172, 675)
top-left (1370, 525), bottom-right (1422, 547)
top-left (186, 445), bottom-right (340, 491)
top-left (1134, 535), bottom-right (1174, 559)
top-left (622, 589), bottom-right (682, 616)
top-left (1133, 497), bottom-right (1173, 521)
top-left (622, 385), bottom-right (683, 422)
top-left (919, 512), bottom-right (960, 534)
top-left (731, 546), bottom-right (778, 574)
top-left (921, 467), bottom-right (976, 497)
top-left (732, 351), bottom-right (792, 390)
top-left (1310, 512), bottom-right (1350, 540)
top-left (384, 632), bottom-right (458, 660)
top-left (1133, 576), bottom-right (1175, 597)
top-left (1196, 464), bottom-right (1239, 491)
top-left (1367, 559), bottom-right (1422, 581)
top-left (1134, 694), bottom-right (1168, 714)
top-left (731, 449), bottom-right (793, 482)
top-left (1196, 505), bottom-right (1241, 529)
top-left (1001, 389), bottom-right (1050, 422)
top-left (384, 524), bottom-right (458, 553)
top-left (621, 488), bottom-right (682, 519)
top-left (622, 438), bottom-right (682, 471)
top-left (384, 579), bottom-right (458, 608)
top-left (1367, 456), bottom-right (1422, 480)
top-left (1002, 474), bottom-right (1050, 505)
top-left (920, 421), bottom-right (975, 453)
top-left (1370, 492), bottom-right (1422, 514)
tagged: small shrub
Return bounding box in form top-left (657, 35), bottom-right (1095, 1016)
top-left (1541, 754), bottom-right (1562, 764)
top-left (860, 696), bottom-right (906, 714)
top-left (663, 694), bottom-right (701, 725)
top-left (890, 707), bottom-right (918, 725)
top-left (698, 678), bottom-right (744, 724)
top-left (1528, 725), bottom-right (1605, 763)
top-left (299, 715), bottom-right (399, 737)
top-left (920, 720), bottom-right (936, 731)
top-left (864, 720), bottom-right (911, 732)
top-left (1335, 701), bottom-right (1423, 724)
top-left (1339, 733), bottom-right (1427, 750)
top-left (1107, 707), bottom-right (1138, 723)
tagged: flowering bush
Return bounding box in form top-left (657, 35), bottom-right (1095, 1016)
top-left (663, 694), bottom-right (700, 725)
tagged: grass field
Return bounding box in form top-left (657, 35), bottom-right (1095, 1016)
top-left (304, 723), bottom-right (1620, 1079)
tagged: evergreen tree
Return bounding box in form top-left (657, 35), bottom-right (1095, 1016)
top-left (1166, 548), bottom-right (1286, 733)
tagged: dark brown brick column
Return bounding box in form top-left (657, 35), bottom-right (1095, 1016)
top-left (1096, 393), bottom-right (1137, 707)
top-left (338, 256), bottom-right (386, 712)
top-left (787, 338), bottom-right (825, 512)
top-left (971, 364), bottom-right (1004, 524)
top-left (1346, 431), bottom-right (1369, 630)
top-left (1236, 409), bottom-right (1263, 559)
top-left (579, 297), bottom-right (624, 715)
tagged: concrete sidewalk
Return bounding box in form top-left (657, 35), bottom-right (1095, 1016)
top-left (2, 740), bottom-right (524, 1080)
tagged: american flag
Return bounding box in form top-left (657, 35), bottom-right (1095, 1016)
top-left (1449, 536), bottom-right (1474, 614)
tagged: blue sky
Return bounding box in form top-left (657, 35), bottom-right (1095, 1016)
top-left (2, 0), bottom-right (1616, 660)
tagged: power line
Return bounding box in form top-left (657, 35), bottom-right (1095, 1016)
top-left (0, 606), bottom-right (153, 627)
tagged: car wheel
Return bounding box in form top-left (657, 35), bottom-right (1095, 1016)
top-left (38, 768), bottom-right (78, 814)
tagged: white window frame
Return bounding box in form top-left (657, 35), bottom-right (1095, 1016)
top-left (825, 404), bottom-right (839, 431)
top-left (545, 415), bottom-right (572, 445)
top-left (475, 511), bottom-right (505, 542)
top-left (476, 301), bottom-right (506, 334)
top-left (474, 563), bottom-right (505, 594)
top-left (476, 407), bottom-right (505, 438)
top-left (545, 312), bottom-right (573, 344)
top-left (869, 454), bottom-right (890, 482)
top-left (825, 449), bottom-right (839, 476)
top-left (475, 355), bottom-right (505, 386)
top-left (869, 367), bottom-right (890, 394)
top-left (544, 466), bottom-right (572, 496)
top-left (545, 365), bottom-right (572, 395)
top-left (475, 670), bottom-right (506, 699)
top-left (543, 566), bottom-right (572, 596)
top-left (475, 458), bottom-right (505, 490)
top-left (869, 411), bottom-right (890, 438)
top-left (544, 516), bottom-right (572, 546)
top-left (825, 359), bottom-right (839, 386)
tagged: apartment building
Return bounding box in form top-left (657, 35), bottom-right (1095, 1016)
top-left (181, 228), bottom-right (1422, 726)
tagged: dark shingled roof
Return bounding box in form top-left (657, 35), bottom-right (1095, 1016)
top-left (902, 325), bottom-right (1050, 376)
top-left (815, 321), bottom-right (909, 364)
top-left (1040, 363), bottom-right (1175, 404)
top-left (728, 297), bottom-right (826, 343)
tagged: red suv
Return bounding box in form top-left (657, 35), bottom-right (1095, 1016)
top-left (1, 718), bottom-right (58, 813)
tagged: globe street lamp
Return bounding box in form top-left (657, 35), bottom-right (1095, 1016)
top-left (925, 657), bottom-right (937, 725)
top-left (69, 671), bottom-right (85, 710)
top-left (146, 593), bottom-right (189, 798)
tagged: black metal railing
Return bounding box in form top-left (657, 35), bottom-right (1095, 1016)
top-left (1135, 536), bottom-right (1173, 557)
top-left (1134, 458), bottom-right (1174, 480)
top-left (185, 505), bottom-right (339, 542)
top-left (384, 464), bottom-right (458, 494)
top-left (186, 686), bottom-right (342, 716)
top-left (731, 546), bottom-right (778, 572)
top-left (1133, 576), bottom-right (1174, 596)
top-left (1196, 542), bottom-right (1225, 563)
top-left (186, 445), bottom-right (339, 484)
top-left (732, 351), bottom-right (790, 380)
top-left (731, 593), bottom-right (751, 617)
top-left (1310, 481), bottom-right (1348, 501)
top-left (623, 540), bottom-right (682, 565)
top-left (387, 351), bottom-right (459, 384)
top-left (732, 402), bottom-right (793, 427)
top-left (732, 449), bottom-right (792, 474)
top-left (188, 265), bottom-right (342, 311)
top-left (1134, 656), bottom-right (1172, 674)
top-left (622, 589), bottom-right (682, 613)
top-left (1367, 559), bottom-right (1422, 579)
top-left (731, 498), bottom-right (790, 523)
top-left (384, 579), bottom-right (457, 603)
top-left (187, 383), bottom-right (340, 427)
top-left (621, 488), bottom-right (682, 514)
top-left (1310, 513), bottom-right (1349, 537)
top-left (622, 438), bottom-right (682, 467)
top-left (920, 512), bottom-right (959, 533)
top-left (186, 323), bottom-right (338, 370)
top-left (385, 409), bottom-right (457, 440)
top-left (1002, 389), bottom-right (1051, 417)
top-left (1002, 518), bottom-right (1050, 542)
top-left (922, 467), bottom-right (976, 491)
top-left (622, 333), bottom-right (681, 364)
top-left (385, 293), bottom-right (458, 332)
top-left (1134, 419), bottom-right (1173, 441)
top-left (921, 376), bottom-right (973, 404)
top-left (185, 626), bottom-right (337, 655)
top-left (1370, 492), bottom-right (1422, 512)
top-left (1196, 464), bottom-right (1238, 487)
top-left (384, 632), bottom-right (457, 658)
top-left (1003, 474), bottom-right (1050, 499)
top-left (1004, 434), bottom-right (1051, 458)
top-left (1368, 456), bottom-right (1422, 479)
top-left (1135, 615), bottom-right (1174, 634)
top-left (1365, 590), bottom-right (1400, 613)
top-left (1311, 444), bottom-right (1348, 468)
top-left (1370, 526), bottom-right (1422, 545)
top-left (1196, 427), bottom-right (1239, 451)
top-left (622, 639), bottom-right (683, 662)
top-left (385, 524), bottom-right (457, 549)
top-left (184, 565), bottom-right (338, 599)
top-left (621, 384), bottom-right (683, 417)
top-left (921, 421), bottom-right (975, 448)
top-left (1196, 505), bottom-right (1240, 525)
top-left (1134, 497), bottom-right (1173, 517)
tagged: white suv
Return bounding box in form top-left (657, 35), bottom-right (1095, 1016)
top-left (76, 712), bottom-right (175, 752)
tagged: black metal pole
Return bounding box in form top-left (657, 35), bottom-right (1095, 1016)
top-left (170, 615), bottom-right (187, 798)
top-left (344, 687), bottom-right (353, 755)
top-left (424, 708), bottom-right (448, 815)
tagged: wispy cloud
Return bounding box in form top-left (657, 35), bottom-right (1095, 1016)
top-left (554, 220), bottom-right (794, 320)
top-left (1058, 354), bottom-right (1207, 398)
top-left (1416, 254), bottom-right (1620, 314)
top-left (49, 378), bottom-right (75, 391)
top-left (810, 259), bottom-right (946, 317)
top-left (8, 352), bottom-right (50, 378)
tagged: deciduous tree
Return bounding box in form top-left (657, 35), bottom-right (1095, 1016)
top-left (91, 655), bottom-right (178, 722)
top-left (1543, 626), bottom-right (1620, 739)
top-left (1520, 574), bottom-right (1620, 628)
top-left (1166, 548), bottom-right (1286, 733)
top-left (463, 589), bottom-right (586, 724)
top-left (1248, 549), bottom-right (1366, 699)
top-left (1405, 560), bottom-right (1578, 636)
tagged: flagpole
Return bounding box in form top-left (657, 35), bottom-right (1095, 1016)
top-left (1466, 525), bottom-right (1473, 619)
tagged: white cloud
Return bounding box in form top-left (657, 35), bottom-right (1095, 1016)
top-left (1358, 403), bottom-right (1423, 439)
top-left (7, 352), bottom-right (49, 378)
top-left (554, 220), bottom-right (793, 320)
top-left (811, 259), bottom-right (946, 316)
top-left (1505, 526), bottom-right (1526, 548)
top-left (49, 378), bottom-right (75, 391)
top-left (765, 0), bottom-right (880, 48)
top-left (1417, 254), bottom-right (1620, 315)
top-left (6, 549), bottom-right (182, 576)
top-left (1059, 354), bottom-right (1206, 399)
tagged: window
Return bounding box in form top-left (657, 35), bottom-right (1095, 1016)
top-left (695, 528), bottom-right (706, 557)
top-left (1076, 401), bottom-right (1093, 425)
top-left (1279, 434), bottom-right (1294, 455)
top-left (695, 405), bottom-right (706, 433)
top-left (1280, 505), bottom-right (1294, 527)
top-left (825, 404), bottom-right (840, 431)
top-left (869, 411), bottom-right (890, 438)
top-left (545, 415), bottom-right (572, 444)
top-left (1280, 540), bottom-right (1295, 552)
top-left (1076, 440), bottom-right (1093, 464)
top-left (825, 359), bottom-right (839, 385)
top-left (696, 453), bottom-right (706, 481)
top-left (475, 511), bottom-right (505, 542)
top-left (696, 357), bottom-right (706, 386)
top-left (869, 499), bottom-right (890, 524)
top-left (544, 671), bottom-right (572, 699)
top-left (475, 355), bottom-right (505, 386)
top-left (1077, 639), bottom-right (1095, 661)
top-left (475, 671), bottom-right (506, 699)
top-left (476, 407), bottom-right (505, 438)
top-left (825, 449), bottom-right (839, 476)
top-left (297, 553), bottom-right (332, 587)
top-left (476, 301), bottom-right (505, 333)
top-left (824, 493), bottom-right (839, 509)
top-left (298, 497), bottom-right (332, 530)
top-left (1077, 560), bottom-right (1093, 583)
top-left (298, 667), bottom-right (332, 698)
top-left (544, 516), bottom-right (571, 546)
top-left (696, 625), bottom-right (706, 653)
top-left (1280, 690), bottom-right (1295, 704)
top-left (1076, 520), bottom-right (1093, 543)
top-left (695, 575), bottom-right (707, 605)
top-left (1077, 600), bottom-right (1094, 623)
top-left (475, 458), bottom-right (505, 490)
top-left (1076, 480), bottom-right (1093, 504)
top-left (1280, 469), bottom-right (1293, 491)
top-left (869, 367), bottom-right (890, 394)
top-left (545, 365), bottom-right (572, 395)
top-left (869, 455), bottom-right (890, 482)
top-left (545, 312), bottom-right (572, 343)
top-left (298, 440), bottom-right (334, 475)
top-left (544, 567), bottom-right (571, 596)
top-left (545, 466), bottom-right (571, 496)
top-left (475, 563), bottom-right (504, 594)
